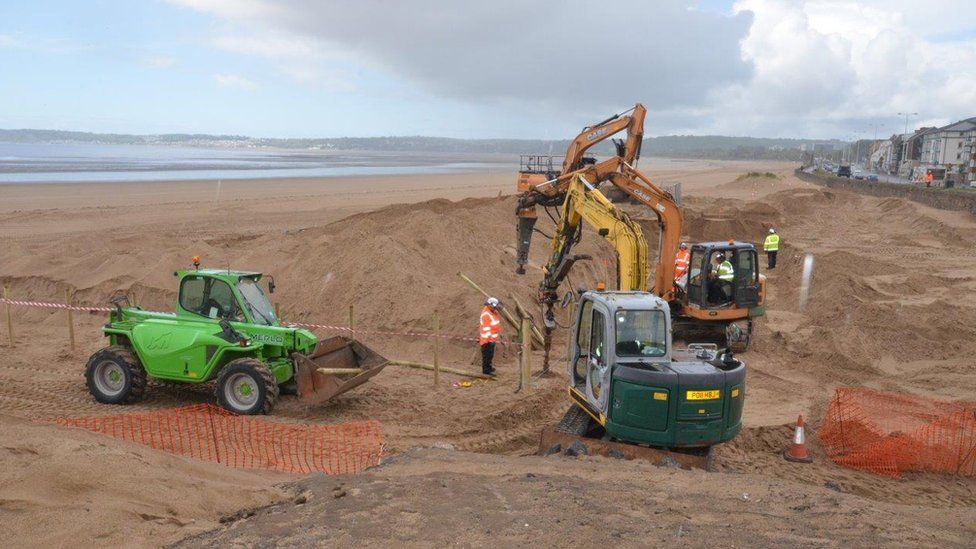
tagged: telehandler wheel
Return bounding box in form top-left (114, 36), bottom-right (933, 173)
top-left (215, 358), bottom-right (279, 415)
top-left (85, 346), bottom-right (148, 405)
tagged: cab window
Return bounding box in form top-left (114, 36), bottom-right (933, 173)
top-left (588, 310), bottom-right (607, 399)
top-left (736, 250), bottom-right (758, 284)
top-left (687, 249), bottom-right (706, 303)
top-left (573, 300), bottom-right (594, 383)
top-left (180, 276), bottom-right (206, 312)
top-left (179, 276), bottom-right (241, 320)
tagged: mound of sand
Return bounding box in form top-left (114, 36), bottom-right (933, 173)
top-left (3, 167), bottom-right (976, 545)
top-left (0, 414), bottom-right (287, 547)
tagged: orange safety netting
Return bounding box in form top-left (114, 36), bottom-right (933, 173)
top-left (47, 404), bottom-right (383, 475)
top-left (818, 387), bottom-right (976, 478)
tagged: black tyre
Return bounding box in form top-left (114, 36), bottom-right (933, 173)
top-left (85, 346), bottom-right (148, 404)
top-left (215, 358), bottom-right (279, 415)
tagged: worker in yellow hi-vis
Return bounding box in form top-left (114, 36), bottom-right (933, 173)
top-left (764, 228), bottom-right (780, 269)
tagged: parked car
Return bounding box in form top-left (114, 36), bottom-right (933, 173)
top-left (866, 174), bottom-right (879, 182)
top-left (837, 165), bottom-right (852, 178)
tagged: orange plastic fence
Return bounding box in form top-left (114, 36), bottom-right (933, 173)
top-left (818, 388), bottom-right (976, 478)
top-left (47, 404), bottom-right (383, 475)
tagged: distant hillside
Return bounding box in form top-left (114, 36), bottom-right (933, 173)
top-left (0, 129), bottom-right (841, 161)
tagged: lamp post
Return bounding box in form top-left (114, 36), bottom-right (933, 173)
top-left (897, 112), bottom-right (918, 137)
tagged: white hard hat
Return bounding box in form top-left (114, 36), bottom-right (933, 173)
top-left (486, 297), bottom-right (501, 308)
top-left (679, 242), bottom-right (688, 249)
top-left (769, 227), bottom-right (776, 233)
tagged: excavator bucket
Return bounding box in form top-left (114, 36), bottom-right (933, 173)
top-left (291, 336), bottom-right (388, 405)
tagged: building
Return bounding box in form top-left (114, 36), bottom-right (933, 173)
top-left (919, 118), bottom-right (976, 183)
top-left (898, 127), bottom-right (935, 178)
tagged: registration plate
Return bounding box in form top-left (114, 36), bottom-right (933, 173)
top-left (686, 390), bottom-right (720, 400)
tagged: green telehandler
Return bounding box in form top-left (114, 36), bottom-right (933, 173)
top-left (85, 262), bottom-right (387, 414)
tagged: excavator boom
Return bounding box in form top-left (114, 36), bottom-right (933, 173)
top-left (537, 174), bottom-right (648, 366)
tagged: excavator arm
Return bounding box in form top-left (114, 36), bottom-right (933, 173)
top-left (519, 156), bottom-right (683, 300)
top-left (537, 174), bottom-right (648, 366)
top-left (561, 104), bottom-right (645, 174)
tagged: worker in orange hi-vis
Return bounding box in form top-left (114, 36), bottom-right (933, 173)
top-left (924, 171), bottom-right (934, 187)
top-left (479, 297), bottom-right (503, 376)
top-left (674, 242), bottom-right (691, 289)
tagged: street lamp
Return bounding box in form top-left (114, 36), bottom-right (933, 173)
top-left (897, 112), bottom-right (918, 136)
top-left (897, 112), bottom-right (919, 172)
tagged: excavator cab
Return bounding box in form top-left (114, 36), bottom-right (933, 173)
top-left (679, 241), bottom-right (764, 351)
top-left (685, 242), bottom-right (761, 309)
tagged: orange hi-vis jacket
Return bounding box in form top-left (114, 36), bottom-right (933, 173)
top-left (479, 306), bottom-right (502, 345)
top-left (674, 248), bottom-right (691, 282)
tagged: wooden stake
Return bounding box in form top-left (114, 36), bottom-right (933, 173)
top-left (433, 311), bottom-right (440, 386)
top-left (65, 289), bottom-right (76, 351)
top-left (389, 359), bottom-right (491, 379)
top-left (509, 293), bottom-right (545, 346)
top-left (348, 304), bottom-right (355, 339)
top-left (3, 285), bottom-right (12, 348)
top-left (316, 367), bottom-right (364, 375)
top-left (519, 316), bottom-right (532, 393)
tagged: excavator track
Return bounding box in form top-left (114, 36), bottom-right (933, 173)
top-left (539, 405), bottom-right (714, 471)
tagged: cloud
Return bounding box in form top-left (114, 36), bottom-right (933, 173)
top-left (700, 0), bottom-right (976, 136)
top-left (173, 0), bottom-right (976, 137)
top-left (213, 73), bottom-right (258, 90)
top-left (146, 55), bottom-right (177, 69)
top-left (171, 0), bottom-right (754, 114)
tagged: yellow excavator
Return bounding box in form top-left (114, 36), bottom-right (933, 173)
top-left (515, 104), bottom-right (766, 360)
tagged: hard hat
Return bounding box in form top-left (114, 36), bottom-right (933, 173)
top-left (716, 252), bottom-right (725, 260)
top-left (679, 242), bottom-right (688, 250)
top-left (769, 228), bottom-right (776, 233)
top-left (485, 297), bottom-right (502, 309)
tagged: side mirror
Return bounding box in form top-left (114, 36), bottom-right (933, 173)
top-left (267, 275), bottom-right (276, 294)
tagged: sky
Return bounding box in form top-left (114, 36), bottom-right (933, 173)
top-left (0, 0), bottom-right (974, 140)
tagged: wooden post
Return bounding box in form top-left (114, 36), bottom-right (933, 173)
top-left (3, 285), bottom-right (12, 348)
top-left (65, 289), bottom-right (76, 351)
top-left (274, 302), bottom-right (281, 321)
top-left (433, 311), bottom-right (440, 386)
top-left (519, 316), bottom-right (532, 393)
top-left (348, 304), bottom-right (355, 339)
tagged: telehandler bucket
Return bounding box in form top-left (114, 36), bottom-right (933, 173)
top-left (291, 336), bottom-right (388, 405)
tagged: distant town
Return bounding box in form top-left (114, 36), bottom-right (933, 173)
top-left (805, 116), bottom-right (976, 187)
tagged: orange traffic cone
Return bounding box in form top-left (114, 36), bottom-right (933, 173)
top-left (783, 414), bottom-right (813, 463)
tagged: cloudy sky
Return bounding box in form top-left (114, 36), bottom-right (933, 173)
top-left (1, 0), bottom-right (974, 139)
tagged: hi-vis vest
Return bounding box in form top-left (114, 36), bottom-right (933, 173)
top-left (674, 249), bottom-right (691, 281)
top-left (764, 233), bottom-right (780, 252)
top-left (479, 306), bottom-right (501, 345)
top-left (718, 261), bottom-right (735, 281)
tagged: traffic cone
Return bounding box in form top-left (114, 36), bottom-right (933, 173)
top-left (783, 414), bottom-right (813, 463)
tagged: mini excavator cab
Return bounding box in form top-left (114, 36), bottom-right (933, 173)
top-left (685, 242), bottom-right (761, 310)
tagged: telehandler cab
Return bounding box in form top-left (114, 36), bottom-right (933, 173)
top-left (85, 262), bottom-right (386, 414)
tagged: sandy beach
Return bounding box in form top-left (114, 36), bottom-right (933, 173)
top-left (2, 158), bottom-right (975, 547)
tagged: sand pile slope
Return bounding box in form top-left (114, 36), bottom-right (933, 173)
top-left (175, 448), bottom-right (976, 548)
top-left (3, 167), bottom-right (976, 541)
top-left (0, 414), bottom-right (287, 547)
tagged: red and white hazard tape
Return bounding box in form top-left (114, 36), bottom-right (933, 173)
top-left (0, 298), bottom-right (112, 313)
top-left (0, 298), bottom-right (508, 346)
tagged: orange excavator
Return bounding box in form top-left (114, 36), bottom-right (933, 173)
top-left (515, 104), bottom-right (765, 361)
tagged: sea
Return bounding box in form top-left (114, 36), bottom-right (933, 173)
top-left (0, 142), bottom-right (513, 184)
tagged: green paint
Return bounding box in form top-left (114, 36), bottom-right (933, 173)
top-left (102, 269), bottom-right (318, 385)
